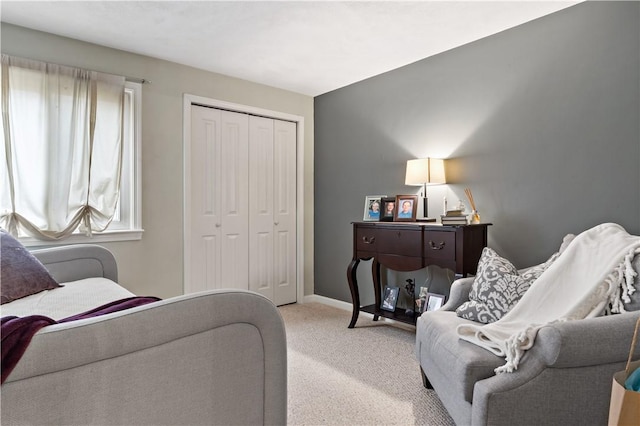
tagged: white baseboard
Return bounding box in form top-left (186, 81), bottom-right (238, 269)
top-left (302, 294), bottom-right (352, 311)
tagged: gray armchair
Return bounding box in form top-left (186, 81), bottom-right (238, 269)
top-left (416, 275), bottom-right (640, 426)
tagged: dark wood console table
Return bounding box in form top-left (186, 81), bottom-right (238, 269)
top-left (346, 222), bottom-right (490, 328)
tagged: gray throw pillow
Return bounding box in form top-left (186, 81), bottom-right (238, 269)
top-left (1, 230), bottom-right (61, 304)
top-left (456, 247), bottom-right (559, 324)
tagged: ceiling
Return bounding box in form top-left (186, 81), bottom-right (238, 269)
top-left (1, 1), bottom-right (580, 96)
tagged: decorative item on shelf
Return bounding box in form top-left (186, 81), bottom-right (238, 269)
top-left (464, 188), bottom-right (481, 224)
top-left (380, 197), bottom-right (396, 222)
top-left (470, 210), bottom-right (481, 224)
top-left (363, 195), bottom-right (386, 221)
top-left (441, 209), bottom-right (469, 226)
top-left (417, 286), bottom-right (429, 313)
top-left (405, 157), bottom-right (446, 219)
top-left (381, 286), bottom-right (400, 312)
top-left (426, 293), bottom-right (446, 311)
top-left (404, 278), bottom-right (416, 316)
top-left (394, 194), bottom-right (418, 222)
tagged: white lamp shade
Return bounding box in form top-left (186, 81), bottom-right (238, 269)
top-left (405, 158), bottom-right (446, 185)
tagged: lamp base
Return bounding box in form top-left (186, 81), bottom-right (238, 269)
top-left (416, 196), bottom-right (436, 221)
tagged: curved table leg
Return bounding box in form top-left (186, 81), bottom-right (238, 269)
top-left (372, 259), bottom-right (382, 321)
top-left (347, 258), bottom-right (361, 328)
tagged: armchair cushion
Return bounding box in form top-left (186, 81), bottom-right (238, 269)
top-left (417, 310), bottom-right (504, 403)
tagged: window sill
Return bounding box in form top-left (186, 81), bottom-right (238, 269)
top-left (21, 229), bottom-right (144, 248)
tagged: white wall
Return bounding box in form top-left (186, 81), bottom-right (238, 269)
top-left (1, 23), bottom-right (315, 299)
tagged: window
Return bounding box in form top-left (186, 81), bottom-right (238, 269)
top-left (1, 56), bottom-right (143, 246)
top-left (49, 81), bottom-right (142, 244)
top-left (103, 82), bottom-right (143, 237)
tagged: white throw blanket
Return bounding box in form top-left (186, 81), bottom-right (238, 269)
top-left (457, 223), bottom-right (640, 373)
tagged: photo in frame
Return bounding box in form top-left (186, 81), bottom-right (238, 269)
top-left (380, 197), bottom-right (396, 222)
top-left (394, 195), bottom-right (418, 222)
top-left (417, 286), bottom-right (429, 313)
top-left (381, 286), bottom-right (400, 312)
top-left (426, 293), bottom-right (446, 312)
top-left (363, 195), bottom-right (386, 221)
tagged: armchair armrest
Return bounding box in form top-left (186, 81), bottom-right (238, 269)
top-left (470, 311), bottom-right (640, 426)
top-left (441, 276), bottom-right (474, 311)
top-left (532, 310), bottom-right (640, 368)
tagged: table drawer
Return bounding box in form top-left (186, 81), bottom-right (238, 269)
top-left (378, 254), bottom-right (424, 271)
top-left (377, 228), bottom-right (422, 256)
top-left (424, 231), bottom-right (456, 260)
top-left (356, 228), bottom-right (378, 252)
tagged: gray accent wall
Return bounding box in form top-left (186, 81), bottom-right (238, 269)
top-left (314, 1), bottom-right (640, 303)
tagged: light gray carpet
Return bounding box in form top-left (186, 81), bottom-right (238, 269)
top-left (280, 302), bottom-right (455, 426)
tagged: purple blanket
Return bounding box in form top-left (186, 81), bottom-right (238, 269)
top-left (1, 296), bottom-right (161, 384)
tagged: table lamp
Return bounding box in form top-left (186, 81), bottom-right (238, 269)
top-left (405, 158), bottom-right (446, 218)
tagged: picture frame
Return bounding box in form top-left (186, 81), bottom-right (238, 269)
top-left (363, 195), bottom-right (386, 221)
top-left (417, 286), bottom-right (429, 312)
top-left (381, 285), bottom-right (400, 312)
top-left (394, 195), bottom-right (418, 222)
top-left (426, 293), bottom-right (446, 312)
top-left (380, 197), bottom-right (396, 222)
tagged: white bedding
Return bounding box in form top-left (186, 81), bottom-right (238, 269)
top-left (0, 277), bottom-right (134, 320)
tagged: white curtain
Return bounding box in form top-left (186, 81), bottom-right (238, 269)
top-left (1, 55), bottom-right (125, 240)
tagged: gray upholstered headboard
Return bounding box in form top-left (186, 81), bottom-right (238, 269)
top-left (31, 244), bottom-right (118, 283)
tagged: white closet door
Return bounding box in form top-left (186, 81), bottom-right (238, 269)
top-left (273, 119), bottom-right (297, 305)
top-left (189, 105), bottom-right (296, 305)
top-left (249, 116), bottom-right (275, 300)
top-left (189, 106), bottom-right (249, 292)
top-left (248, 117), bottom-right (297, 305)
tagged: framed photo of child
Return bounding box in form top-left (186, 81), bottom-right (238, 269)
top-left (394, 195), bottom-right (418, 222)
top-left (363, 195), bottom-right (385, 221)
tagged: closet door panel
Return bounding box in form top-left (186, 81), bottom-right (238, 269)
top-left (220, 111), bottom-right (249, 290)
top-left (189, 106), bottom-right (222, 292)
top-left (249, 116), bottom-right (275, 298)
top-left (273, 120), bottom-right (297, 305)
top-left (189, 106), bottom-right (248, 292)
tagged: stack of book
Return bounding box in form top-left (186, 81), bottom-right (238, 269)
top-left (440, 210), bottom-right (468, 226)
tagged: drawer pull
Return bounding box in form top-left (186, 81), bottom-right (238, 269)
top-left (362, 236), bottom-right (376, 244)
top-left (429, 240), bottom-right (446, 250)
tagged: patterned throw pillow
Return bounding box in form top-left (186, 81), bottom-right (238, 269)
top-left (456, 247), bottom-right (558, 324)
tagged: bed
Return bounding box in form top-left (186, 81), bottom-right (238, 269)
top-left (1, 241), bottom-right (287, 425)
